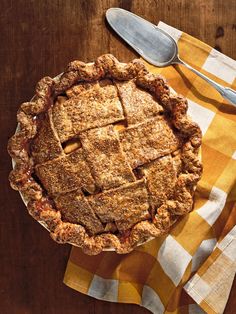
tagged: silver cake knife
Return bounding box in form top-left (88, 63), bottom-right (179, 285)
top-left (106, 8), bottom-right (236, 106)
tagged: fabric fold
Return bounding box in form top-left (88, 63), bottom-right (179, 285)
top-left (64, 22), bottom-right (236, 314)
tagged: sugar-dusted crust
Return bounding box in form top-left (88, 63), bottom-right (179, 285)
top-left (54, 189), bottom-right (104, 235)
top-left (53, 79), bottom-right (124, 142)
top-left (80, 125), bottom-right (135, 190)
top-left (35, 148), bottom-right (96, 195)
top-left (88, 180), bottom-right (150, 232)
top-left (8, 54), bottom-right (202, 255)
top-left (115, 79), bottom-right (163, 125)
top-left (119, 116), bottom-right (182, 169)
top-left (140, 154), bottom-right (180, 211)
top-left (30, 109), bottom-right (64, 164)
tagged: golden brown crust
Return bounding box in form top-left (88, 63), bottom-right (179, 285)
top-left (8, 54), bottom-right (202, 255)
top-left (88, 180), bottom-right (150, 232)
top-left (35, 148), bottom-right (96, 195)
top-left (119, 116), bottom-right (182, 169)
top-left (54, 189), bottom-right (104, 235)
top-left (140, 154), bottom-right (179, 212)
top-left (66, 82), bottom-right (98, 98)
top-left (115, 79), bottom-right (163, 125)
top-left (31, 109), bottom-right (64, 164)
top-left (53, 79), bottom-right (124, 142)
top-left (80, 125), bottom-right (135, 190)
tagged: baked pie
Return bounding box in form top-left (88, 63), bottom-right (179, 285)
top-left (8, 54), bottom-right (202, 255)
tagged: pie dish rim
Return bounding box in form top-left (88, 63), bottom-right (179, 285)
top-left (8, 54), bottom-right (202, 255)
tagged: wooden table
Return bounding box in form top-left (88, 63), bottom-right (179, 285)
top-left (1, 1), bottom-right (235, 313)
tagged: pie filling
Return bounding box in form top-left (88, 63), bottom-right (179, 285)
top-left (62, 138), bottom-right (81, 154)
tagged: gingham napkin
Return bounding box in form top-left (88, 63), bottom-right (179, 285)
top-left (63, 22), bottom-right (236, 314)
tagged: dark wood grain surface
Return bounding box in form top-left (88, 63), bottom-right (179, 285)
top-left (1, 1), bottom-right (235, 313)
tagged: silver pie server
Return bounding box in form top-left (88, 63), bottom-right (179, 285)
top-left (106, 8), bottom-right (236, 106)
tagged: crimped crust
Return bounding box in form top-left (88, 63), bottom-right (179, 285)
top-left (8, 54), bottom-right (202, 255)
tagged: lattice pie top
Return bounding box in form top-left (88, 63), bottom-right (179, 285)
top-left (8, 55), bottom-right (202, 255)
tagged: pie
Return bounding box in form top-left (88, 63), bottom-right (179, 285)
top-left (8, 54), bottom-right (202, 255)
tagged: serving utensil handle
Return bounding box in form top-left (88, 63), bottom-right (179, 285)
top-left (174, 57), bottom-right (236, 106)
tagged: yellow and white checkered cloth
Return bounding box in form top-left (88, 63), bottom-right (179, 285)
top-left (63, 22), bottom-right (236, 314)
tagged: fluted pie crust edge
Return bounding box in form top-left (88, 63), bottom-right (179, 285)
top-left (8, 54), bottom-right (202, 255)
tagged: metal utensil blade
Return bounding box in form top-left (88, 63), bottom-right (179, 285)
top-left (106, 8), bottom-right (177, 66)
